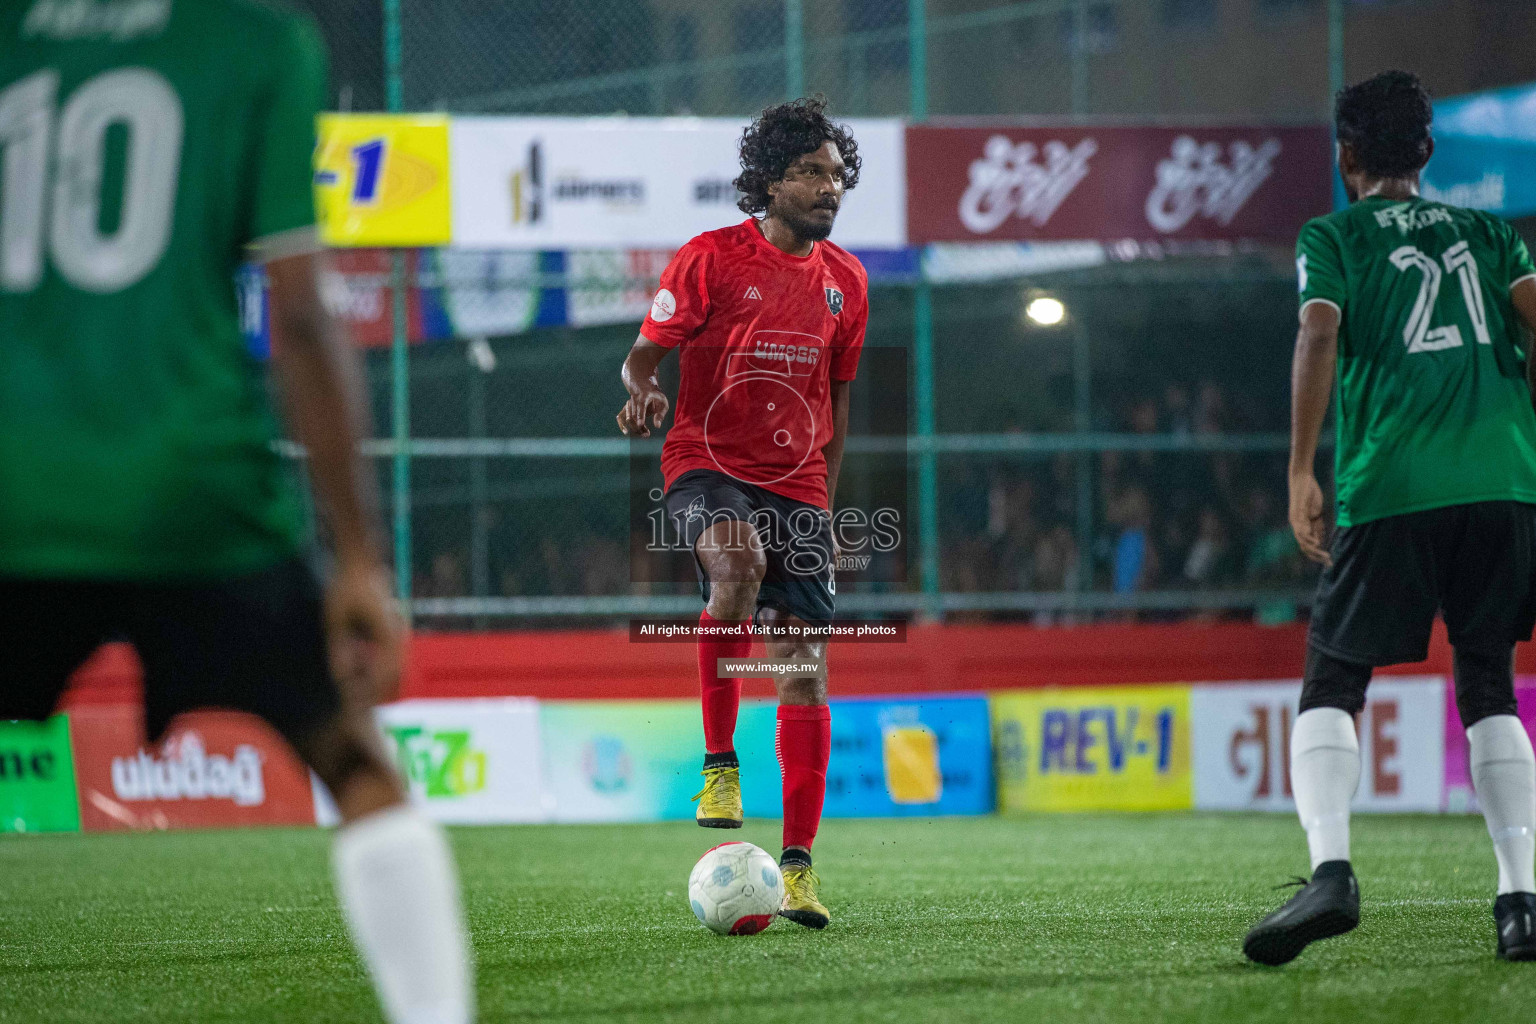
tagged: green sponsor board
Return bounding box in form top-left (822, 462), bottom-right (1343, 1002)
top-left (385, 724), bottom-right (488, 798)
top-left (0, 715), bottom-right (80, 833)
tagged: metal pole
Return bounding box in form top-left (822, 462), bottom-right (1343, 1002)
top-left (1072, 314), bottom-right (1093, 598)
top-left (785, 0), bottom-right (805, 100)
top-left (384, 0), bottom-right (403, 112)
top-left (908, 0), bottom-right (937, 617)
top-left (913, 275), bottom-right (941, 619)
top-left (1071, 0), bottom-right (1088, 116)
top-left (907, 0), bottom-right (927, 120)
top-left (385, 0), bottom-right (411, 605)
top-left (469, 351), bottom-right (489, 605)
top-left (1328, 0), bottom-right (1347, 210)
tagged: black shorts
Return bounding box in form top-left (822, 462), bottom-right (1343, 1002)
top-left (665, 469), bottom-right (835, 626)
top-left (1309, 501), bottom-right (1536, 666)
top-left (0, 557), bottom-right (341, 746)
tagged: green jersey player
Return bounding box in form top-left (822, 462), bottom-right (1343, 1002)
top-left (1244, 71), bottom-right (1536, 967)
top-left (0, 3), bottom-right (472, 1021)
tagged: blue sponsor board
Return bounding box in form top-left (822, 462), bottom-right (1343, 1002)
top-left (1424, 83), bottom-right (1536, 219)
top-left (739, 696), bottom-right (994, 819)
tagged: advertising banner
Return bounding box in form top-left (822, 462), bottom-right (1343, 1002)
top-left (315, 114), bottom-right (452, 247)
top-left (1191, 677), bottom-right (1444, 813)
top-left (822, 697), bottom-right (992, 817)
top-left (541, 696), bottom-right (991, 823)
top-left (450, 117), bottom-right (906, 249)
top-left (992, 685), bottom-right (1192, 812)
top-left (68, 707), bottom-right (317, 831)
top-left (1424, 83), bottom-right (1536, 219)
top-left (0, 715), bottom-right (80, 833)
top-left (539, 699), bottom-right (722, 823)
top-left (1443, 676), bottom-right (1536, 813)
top-left (317, 699), bottom-right (544, 826)
top-left (905, 125), bottom-right (1330, 244)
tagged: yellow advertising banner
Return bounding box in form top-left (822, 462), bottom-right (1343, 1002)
top-left (992, 685), bottom-right (1192, 812)
top-left (315, 114), bottom-right (451, 246)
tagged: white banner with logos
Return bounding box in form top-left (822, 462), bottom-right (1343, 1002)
top-left (449, 117), bottom-right (906, 250)
top-left (315, 698), bottom-right (547, 825)
top-left (1191, 677), bottom-right (1445, 813)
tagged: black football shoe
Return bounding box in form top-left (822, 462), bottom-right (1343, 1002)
top-left (1243, 860), bottom-right (1360, 966)
top-left (1495, 892), bottom-right (1536, 961)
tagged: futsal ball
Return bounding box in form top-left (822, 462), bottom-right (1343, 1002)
top-left (688, 841), bottom-right (783, 935)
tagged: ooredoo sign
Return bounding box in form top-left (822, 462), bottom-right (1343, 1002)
top-left (906, 125), bottom-right (1331, 243)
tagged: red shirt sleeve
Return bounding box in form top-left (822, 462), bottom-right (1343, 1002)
top-left (640, 242), bottom-right (710, 348)
top-left (829, 269), bottom-right (868, 382)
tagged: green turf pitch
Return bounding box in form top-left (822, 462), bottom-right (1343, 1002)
top-left (0, 814), bottom-right (1528, 1023)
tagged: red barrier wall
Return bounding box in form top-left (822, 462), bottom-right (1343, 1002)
top-left (59, 619), bottom-right (1498, 708)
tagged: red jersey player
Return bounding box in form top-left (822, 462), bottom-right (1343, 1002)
top-left (616, 97), bottom-right (868, 930)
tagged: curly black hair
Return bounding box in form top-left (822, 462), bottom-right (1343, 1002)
top-left (734, 95), bottom-right (861, 215)
top-left (1335, 70), bottom-right (1433, 179)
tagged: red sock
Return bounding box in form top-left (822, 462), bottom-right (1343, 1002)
top-left (776, 704), bottom-right (831, 851)
top-left (698, 610), bottom-right (750, 755)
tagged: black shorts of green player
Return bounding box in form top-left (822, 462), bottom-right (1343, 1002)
top-left (0, 558), bottom-right (340, 750)
top-left (665, 469), bottom-right (836, 628)
top-left (1303, 500), bottom-right (1536, 724)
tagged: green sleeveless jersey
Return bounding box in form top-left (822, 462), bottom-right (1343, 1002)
top-left (1297, 196), bottom-right (1536, 527)
top-left (0, 0), bottom-right (323, 578)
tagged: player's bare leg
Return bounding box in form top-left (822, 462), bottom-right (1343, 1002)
top-left (295, 710), bottom-right (475, 1024)
top-left (691, 518), bottom-right (763, 828)
top-left (762, 606), bottom-right (831, 929)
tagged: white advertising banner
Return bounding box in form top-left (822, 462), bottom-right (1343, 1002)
top-left (316, 698), bottom-right (547, 825)
top-left (449, 117), bottom-right (906, 250)
top-left (1191, 677), bottom-right (1445, 813)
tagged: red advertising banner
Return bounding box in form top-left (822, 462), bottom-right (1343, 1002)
top-left (905, 124), bottom-right (1332, 244)
top-left (68, 706), bottom-right (317, 831)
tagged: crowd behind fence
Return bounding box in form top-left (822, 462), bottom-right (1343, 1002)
top-left (275, 0), bottom-right (1536, 625)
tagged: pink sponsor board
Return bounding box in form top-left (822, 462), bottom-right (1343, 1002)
top-left (1443, 675), bottom-right (1536, 813)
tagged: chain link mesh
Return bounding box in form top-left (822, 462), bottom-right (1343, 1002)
top-left (278, 0), bottom-right (1536, 622)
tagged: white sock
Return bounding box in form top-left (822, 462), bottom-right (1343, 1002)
top-left (332, 805), bottom-right (474, 1024)
top-left (1468, 715), bottom-right (1536, 896)
top-left (1291, 708), bottom-right (1360, 871)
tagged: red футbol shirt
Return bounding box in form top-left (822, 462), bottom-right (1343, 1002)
top-left (641, 219), bottom-right (869, 509)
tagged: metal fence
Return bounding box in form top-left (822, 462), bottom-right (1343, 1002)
top-left (275, 0), bottom-right (1525, 626)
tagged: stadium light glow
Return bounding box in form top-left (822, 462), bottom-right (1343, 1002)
top-left (1025, 296), bottom-right (1067, 326)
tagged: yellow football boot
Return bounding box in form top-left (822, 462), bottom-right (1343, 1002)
top-left (779, 864), bottom-right (830, 929)
top-left (692, 766), bottom-right (743, 828)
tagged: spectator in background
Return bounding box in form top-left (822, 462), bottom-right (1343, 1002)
top-left (1183, 506), bottom-right (1239, 587)
top-left (1110, 486), bottom-right (1157, 596)
top-left (1194, 381), bottom-right (1230, 434)
top-left (1029, 523), bottom-right (1082, 627)
top-left (1163, 383), bottom-right (1194, 437)
top-left (579, 537), bottom-right (629, 595)
top-left (418, 549), bottom-right (467, 599)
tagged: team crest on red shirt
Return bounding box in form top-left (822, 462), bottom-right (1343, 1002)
top-left (825, 287), bottom-right (844, 315)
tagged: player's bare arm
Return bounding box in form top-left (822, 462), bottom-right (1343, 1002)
top-left (1514, 277), bottom-right (1536, 410)
top-left (1289, 300), bottom-right (1339, 567)
top-left (267, 251), bottom-right (403, 703)
top-left (618, 335), bottom-right (672, 437)
top-left (824, 380), bottom-right (851, 510)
